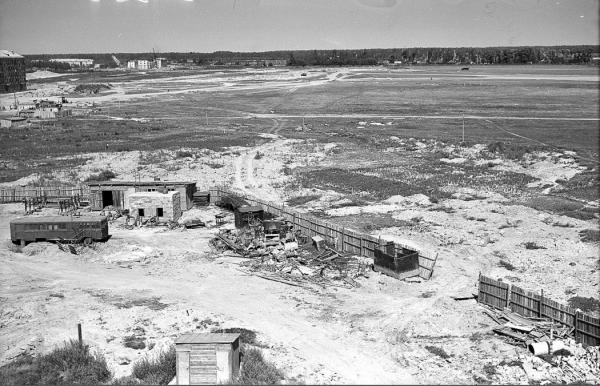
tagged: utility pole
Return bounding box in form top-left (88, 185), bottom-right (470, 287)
top-left (462, 113), bottom-right (465, 143)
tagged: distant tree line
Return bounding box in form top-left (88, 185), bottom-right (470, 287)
top-left (24, 45), bottom-right (599, 69)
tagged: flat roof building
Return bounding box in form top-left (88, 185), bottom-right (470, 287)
top-left (0, 50), bottom-right (26, 93)
top-left (86, 180), bottom-right (196, 211)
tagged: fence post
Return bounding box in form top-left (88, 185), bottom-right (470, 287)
top-left (341, 228), bottom-right (345, 252)
top-left (78, 323), bottom-right (82, 345)
top-left (539, 289), bottom-right (544, 317)
top-left (477, 272), bottom-right (482, 303)
top-left (574, 310), bottom-right (579, 343)
top-left (359, 236), bottom-right (363, 256)
top-left (506, 284), bottom-right (512, 310)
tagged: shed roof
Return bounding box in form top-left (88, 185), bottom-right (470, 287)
top-left (10, 216), bottom-right (105, 224)
top-left (237, 205), bottom-right (263, 213)
top-left (175, 333), bottom-right (240, 344)
top-left (1, 117), bottom-right (27, 122)
top-left (86, 181), bottom-right (195, 187)
top-left (129, 191), bottom-right (180, 198)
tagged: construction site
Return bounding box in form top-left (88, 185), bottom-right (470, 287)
top-left (0, 62), bottom-right (599, 385)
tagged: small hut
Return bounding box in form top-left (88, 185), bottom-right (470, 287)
top-left (174, 333), bottom-right (240, 385)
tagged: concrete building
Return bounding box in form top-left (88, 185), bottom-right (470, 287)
top-left (137, 60), bottom-right (150, 70)
top-left (175, 333), bottom-right (240, 385)
top-left (128, 191), bottom-right (182, 222)
top-left (155, 58), bottom-right (166, 69)
top-left (0, 50), bottom-right (26, 93)
top-left (49, 58), bottom-right (94, 67)
top-left (86, 180), bottom-right (196, 211)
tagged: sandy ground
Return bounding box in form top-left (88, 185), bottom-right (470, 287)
top-left (0, 67), bottom-right (598, 384)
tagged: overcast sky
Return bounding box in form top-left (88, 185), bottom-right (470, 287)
top-left (0, 0), bottom-right (598, 54)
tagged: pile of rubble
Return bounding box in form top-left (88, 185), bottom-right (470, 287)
top-left (212, 228), bottom-right (373, 289)
top-left (483, 305), bottom-right (600, 384)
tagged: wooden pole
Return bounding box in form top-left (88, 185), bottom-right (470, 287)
top-left (573, 310), bottom-right (579, 343)
top-left (506, 284), bottom-right (512, 310)
top-left (539, 289), bottom-right (544, 317)
top-left (78, 323), bottom-right (82, 345)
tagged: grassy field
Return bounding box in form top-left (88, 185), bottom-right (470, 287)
top-left (4, 65), bottom-right (598, 187)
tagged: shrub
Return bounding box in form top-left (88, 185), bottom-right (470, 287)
top-left (175, 150), bottom-right (193, 159)
top-left (123, 335), bottom-right (146, 350)
top-left (424, 345), bottom-right (451, 360)
top-left (0, 340), bottom-right (110, 385)
top-left (579, 229), bottom-right (600, 243)
top-left (84, 169), bottom-right (117, 182)
top-left (286, 194), bottom-right (321, 206)
top-left (523, 241), bottom-right (546, 250)
top-left (568, 296), bottom-right (600, 313)
top-left (233, 347), bottom-right (283, 385)
top-left (254, 151), bottom-right (264, 160)
top-left (498, 260), bottom-right (516, 271)
top-left (130, 345), bottom-right (176, 385)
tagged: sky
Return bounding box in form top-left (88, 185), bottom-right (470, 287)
top-left (0, 0), bottom-right (598, 54)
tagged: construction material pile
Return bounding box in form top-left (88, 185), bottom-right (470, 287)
top-left (212, 229), bottom-right (373, 289)
top-left (482, 305), bottom-right (600, 384)
top-left (484, 306), bottom-right (574, 346)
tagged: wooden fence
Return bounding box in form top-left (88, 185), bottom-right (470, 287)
top-left (209, 188), bottom-right (438, 280)
top-left (478, 274), bottom-right (600, 346)
top-left (0, 185), bottom-right (89, 203)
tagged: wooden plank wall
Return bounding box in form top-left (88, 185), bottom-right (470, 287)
top-left (212, 188), bottom-right (438, 280)
top-left (0, 185), bottom-right (88, 203)
top-left (478, 274), bottom-right (600, 346)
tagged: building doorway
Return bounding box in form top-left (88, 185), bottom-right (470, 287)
top-left (102, 191), bottom-right (114, 207)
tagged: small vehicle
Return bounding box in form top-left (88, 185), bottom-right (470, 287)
top-left (300, 72), bottom-right (307, 76)
top-left (10, 216), bottom-right (110, 246)
top-left (182, 219), bottom-right (205, 229)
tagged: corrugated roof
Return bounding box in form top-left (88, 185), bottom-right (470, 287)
top-left (10, 216), bottom-right (106, 224)
top-left (0, 50), bottom-right (24, 58)
top-left (129, 191), bottom-right (179, 197)
top-left (175, 333), bottom-right (240, 344)
top-left (87, 181), bottom-right (195, 187)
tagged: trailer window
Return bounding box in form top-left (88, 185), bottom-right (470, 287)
top-left (48, 224), bottom-right (58, 230)
top-left (157, 208), bottom-right (163, 217)
top-left (138, 208), bottom-right (145, 217)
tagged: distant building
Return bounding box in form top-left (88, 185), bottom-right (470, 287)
top-left (137, 60), bottom-right (150, 70)
top-left (49, 58), bottom-right (94, 67)
top-left (0, 116), bottom-right (27, 128)
top-left (33, 99), bottom-right (71, 119)
top-left (0, 50), bottom-right (26, 93)
top-left (155, 57), bottom-right (166, 69)
top-left (127, 60), bottom-right (136, 69)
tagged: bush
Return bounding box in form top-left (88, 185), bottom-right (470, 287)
top-left (424, 345), bottom-right (451, 360)
top-left (498, 260), bottom-right (516, 271)
top-left (286, 194), bottom-right (321, 206)
top-left (130, 345), bottom-right (176, 385)
top-left (579, 229), bottom-right (600, 243)
top-left (233, 347), bottom-right (283, 385)
top-left (0, 340), bottom-right (111, 385)
top-left (123, 335), bottom-right (146, 350)
top-left (84, 169), bottom-right (117, 182)
top-left (523, 241), bottom-right (546, 250)
top-left (175, 150), bottom-right (193, 159)
top-left (568, 296), bottom-right (600, 313)
top-left (254, 151), bottom-right (264, 160)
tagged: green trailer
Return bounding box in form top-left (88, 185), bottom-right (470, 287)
top-left (10, 216), bottom-right (110, 246)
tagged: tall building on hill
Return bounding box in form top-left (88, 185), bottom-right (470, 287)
top-left (0, 50), bottom-right (26, 93)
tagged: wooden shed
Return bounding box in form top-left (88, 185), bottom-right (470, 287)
top-left (86, 181), bottom-right (196, 211)
top-left (175, 333), bottom-right (240, 385)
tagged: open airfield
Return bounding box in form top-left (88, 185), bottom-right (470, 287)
top-left (0, 65), bottom-right (599, 384)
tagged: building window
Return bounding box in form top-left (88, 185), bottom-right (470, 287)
top-left (157, 208), bottom-right (164, 217)
top-left (147, 188), bottom-right (156, 192)
top-left (138, 208), bottom-right (145, 217)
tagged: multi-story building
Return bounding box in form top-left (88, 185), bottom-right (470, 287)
top-left (137, 60), bottom-right (150, 70)
top-left (0, 50), bottom-right (26, 93)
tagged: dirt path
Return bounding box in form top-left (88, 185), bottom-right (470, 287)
top-left (0, 221), bottom-right (418, 384)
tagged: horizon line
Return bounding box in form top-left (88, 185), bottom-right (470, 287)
top-left (15, 43), bottom-right (600, 56)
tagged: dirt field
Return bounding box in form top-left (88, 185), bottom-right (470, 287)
top-left (0, 65), bottom-right (599, 384)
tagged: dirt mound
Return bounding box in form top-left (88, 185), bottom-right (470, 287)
top-left (21, 242), bottom-right (60, 256)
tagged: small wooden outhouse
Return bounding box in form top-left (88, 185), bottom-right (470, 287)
top-left (175, 333), bottom-right (240, 385)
